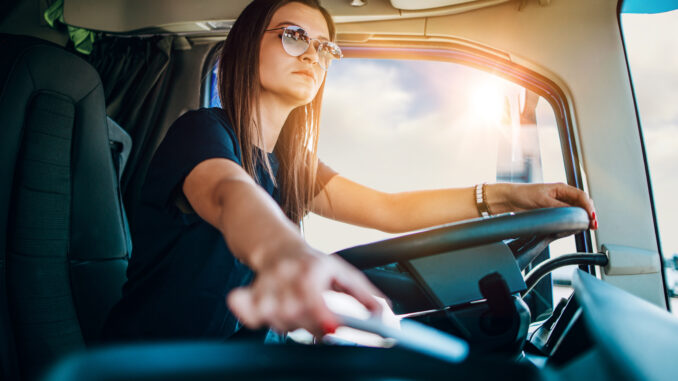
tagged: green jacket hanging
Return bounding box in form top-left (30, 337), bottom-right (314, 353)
top-left (44, 0), bottom-right (97, 55)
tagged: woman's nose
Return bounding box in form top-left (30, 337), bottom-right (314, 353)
top-left (299, 41), bottom-right (320, 65)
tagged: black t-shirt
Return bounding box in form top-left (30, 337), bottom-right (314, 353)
top-left (102, 107), bottom-right (335, 341)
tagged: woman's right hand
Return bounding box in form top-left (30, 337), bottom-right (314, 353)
top-left (227, 244), bottom-right (387, 337)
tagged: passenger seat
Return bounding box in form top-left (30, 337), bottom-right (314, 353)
top-left (0, 33), bottom-right (131, 380)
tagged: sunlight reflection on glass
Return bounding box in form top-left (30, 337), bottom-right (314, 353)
top-left (469, 81), bottom-right (505, 126)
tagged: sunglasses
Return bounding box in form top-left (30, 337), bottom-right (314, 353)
top-left (265, 25), bottom-right (343, 71)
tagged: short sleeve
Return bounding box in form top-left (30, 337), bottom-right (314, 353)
top-left (313, 159), bottom-right (338, 196)
top-left (142, 108), bottom-right (242, 209)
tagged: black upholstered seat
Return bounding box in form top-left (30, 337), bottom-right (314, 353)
top-left (0, 34), bottom-right (131, 380)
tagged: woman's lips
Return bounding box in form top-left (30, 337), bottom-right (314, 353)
top-left (293, 71), bottom-right (315, 81)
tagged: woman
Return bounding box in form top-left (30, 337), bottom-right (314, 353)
top-left (103, 0), bottom-right (597, 341)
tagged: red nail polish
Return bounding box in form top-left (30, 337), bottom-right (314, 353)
top-left (593, 220), bottom-right (598, 230)
top-left (322, 321), bottom-right (337, 335)
top-left (592, 211), bottom-right (596, 220)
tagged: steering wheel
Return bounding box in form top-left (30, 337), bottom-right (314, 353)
top-left (334, 207), bottom-right (590, 271)
top-left (331, 207), bottom-right (590, 352)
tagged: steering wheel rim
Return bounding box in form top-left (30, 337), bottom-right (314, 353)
top-left (334, 207), bottom-right (590, 270)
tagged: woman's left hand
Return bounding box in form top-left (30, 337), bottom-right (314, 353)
top-left (486, 183), bottom-right (598, 230)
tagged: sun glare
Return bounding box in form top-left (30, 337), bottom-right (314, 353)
top-left (469, 83), bottom-right (506, 126)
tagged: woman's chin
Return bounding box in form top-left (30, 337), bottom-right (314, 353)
top-left (287, 91), bottom-right (317, 107)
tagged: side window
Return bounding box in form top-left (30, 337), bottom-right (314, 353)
top-left (304, 58), bottom-right (577, 315)
top-left (620, 7), bottom-right (678, 313)
top-left (205, 61), bottom-right (221, 108)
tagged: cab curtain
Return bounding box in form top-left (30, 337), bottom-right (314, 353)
top-left (88, 36), bottom-right (175, 225)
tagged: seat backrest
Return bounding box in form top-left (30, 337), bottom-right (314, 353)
top-left (0, 34), bottom-right (130, 380)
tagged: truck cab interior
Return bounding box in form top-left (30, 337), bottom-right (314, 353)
top-left (1, 0), bottom-right (678, 380)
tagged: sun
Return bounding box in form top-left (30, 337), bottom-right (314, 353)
top-left (469, 82), bottom-right (506, 126)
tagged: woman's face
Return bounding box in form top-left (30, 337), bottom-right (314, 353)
top-left (259, 2), bottom-right (330, 107)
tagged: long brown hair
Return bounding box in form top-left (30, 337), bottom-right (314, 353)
top-left (217, 0), bottom-right (335, 224)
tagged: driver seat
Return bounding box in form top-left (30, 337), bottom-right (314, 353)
top-left (0, 34), bottom-right (131, 380)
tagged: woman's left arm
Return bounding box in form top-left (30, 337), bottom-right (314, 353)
top-left (310, 177), bottom-right (597, 233)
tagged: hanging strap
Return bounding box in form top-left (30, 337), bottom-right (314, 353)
top-left (107, 117), bottom-right (133, 258)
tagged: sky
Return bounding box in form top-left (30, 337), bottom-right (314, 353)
top-left (302, 9), bottom-right (678, 264)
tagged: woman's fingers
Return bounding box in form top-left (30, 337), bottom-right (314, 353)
top-left (545, 198), bottom-right (571, 208)
top-left (227, 253), bottom-right (385, 337)
top-left (509, 183), bottom-right (598, 230)
top-left (552, 184), bottom-right (592, 211)
top-left (227, 287), bottom-right (264, 329)
top-left (550, 183), bottom-right (597, 230)
top-left (331, 265), bottom-right (388, 313)
top-left (229, 283), bottom-right (313, 335)
top-left (304, 287), bottom-right (341, 336)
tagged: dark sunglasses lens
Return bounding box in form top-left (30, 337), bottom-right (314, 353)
top-left (282, 27), bottom-right (309, 56)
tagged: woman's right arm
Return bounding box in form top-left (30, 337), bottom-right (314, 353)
top-left (182, 157), bottom-right (384, 336)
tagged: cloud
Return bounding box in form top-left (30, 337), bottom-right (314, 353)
top-left (318, 60), bottom-right (503, 192)
top-left (321, 60), bottom-right (414, 138)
